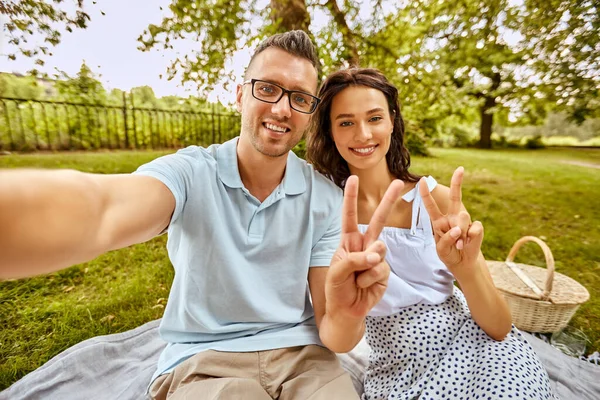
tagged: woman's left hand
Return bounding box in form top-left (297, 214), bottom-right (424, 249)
top-left (418, 167), bottom-right (483, 278)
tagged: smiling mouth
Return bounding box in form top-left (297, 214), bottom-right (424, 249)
top-left (263, 122), bottom-right (290, 134)
top-left (350, 145), bottom-right (378, 156)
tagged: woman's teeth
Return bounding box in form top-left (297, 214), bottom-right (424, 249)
top-left (351, 146), bottom-right (376, 154)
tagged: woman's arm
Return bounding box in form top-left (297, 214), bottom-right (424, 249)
top-left (423, 171), bottom-right (512, 340)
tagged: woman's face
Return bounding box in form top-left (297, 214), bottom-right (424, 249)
top-left (329, 85), bottom-right (394, 173)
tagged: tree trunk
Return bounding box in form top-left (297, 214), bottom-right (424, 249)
top-left (270, 0), bottom-right (311, 32)
top-left (479, 96), bottom-right (495, 149)
top-left (478, 72), bottom-right (501, 149)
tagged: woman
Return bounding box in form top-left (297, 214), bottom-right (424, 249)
top-left (307, 68), bottom-right (557, 399)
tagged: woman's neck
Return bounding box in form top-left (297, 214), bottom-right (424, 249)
top-left (349, 160), bottom-right (397, 203)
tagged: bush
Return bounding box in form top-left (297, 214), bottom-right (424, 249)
top-left (431, 126), bottom-right (477, 148)
top-left (525, 135), bottom-right (545, 149)
top-left (582, 137), bottom-right (600, 147)
top-left (542, 136), bottom-right (581, 146)
top-left (404, 121), bottom-right (430, 156)
top-left (292, 139), bottom-right (306, 159)
top-left (491, 134), bottom-right (522, 149)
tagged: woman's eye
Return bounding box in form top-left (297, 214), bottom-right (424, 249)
top-left (339, 121), bottom-right (353, 127)
top-left (370, 116), bottom-right (383, 122)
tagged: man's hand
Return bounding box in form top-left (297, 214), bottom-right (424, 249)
top-left (325, 176), bottom-right (404, 320)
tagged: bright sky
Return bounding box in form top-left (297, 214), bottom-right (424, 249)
top-left (0, 0), bottom-right (250, 104)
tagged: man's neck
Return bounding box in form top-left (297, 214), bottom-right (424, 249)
top-left (237, 141), bottom-right (288, 203)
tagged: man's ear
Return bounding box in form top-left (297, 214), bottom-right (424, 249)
top-left (236, 84), bottom-right (244, 113)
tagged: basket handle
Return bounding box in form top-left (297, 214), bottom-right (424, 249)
top-left (505, 236), bottom-right (555, 301)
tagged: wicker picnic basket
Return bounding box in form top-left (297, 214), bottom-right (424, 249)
top-left (487, 236), bottom-right (590, 333)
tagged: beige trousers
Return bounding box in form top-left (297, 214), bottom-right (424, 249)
top-left (149, 345), bottom-right (359, 400)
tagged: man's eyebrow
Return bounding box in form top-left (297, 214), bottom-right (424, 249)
top-left (259, 78), bottom-right (314, 95)
top-left (334, 108), bottom-right (386, 120)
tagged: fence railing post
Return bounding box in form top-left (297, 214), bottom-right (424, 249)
top-left (130, 92), bottom-right (138, 149)
top-left (2, 101), bottom-right (15, 151)
top-left (122, 92), bottom-right (130, 149)
top-left (211, 103), bottom-right (216, 144)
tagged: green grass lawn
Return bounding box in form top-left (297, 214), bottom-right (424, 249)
top-left (0, 147), bottom-right (599, 390)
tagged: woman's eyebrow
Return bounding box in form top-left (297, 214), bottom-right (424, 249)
top-left (334, 113), bottom-right (354, 120)
top-left (334, 108), bottom-right (385, 120)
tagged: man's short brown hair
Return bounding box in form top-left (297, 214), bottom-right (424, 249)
top-left (245, 30), bottom-right (320, 78)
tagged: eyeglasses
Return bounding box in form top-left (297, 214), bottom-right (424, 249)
top-left (243, 79), bottom-right (320, 114)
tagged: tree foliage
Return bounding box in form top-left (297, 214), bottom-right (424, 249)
top-left (1, 0), bottom-right (92, 66)
top-left (53, 61), bottom-right (107, 104)
top-left (521, 0), bottom-right (600, 122)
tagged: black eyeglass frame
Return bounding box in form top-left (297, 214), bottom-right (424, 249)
top-left (242, 79), bottom-right (321, 114)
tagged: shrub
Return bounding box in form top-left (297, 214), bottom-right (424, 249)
top-left (525, 135), bottom-right (545, 149)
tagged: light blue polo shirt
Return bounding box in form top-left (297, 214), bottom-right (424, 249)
top-left (133, 137), bottom-right (343, 385)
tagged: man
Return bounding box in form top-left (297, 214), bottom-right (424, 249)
top-left (0, 31), bottom-right (402, 399)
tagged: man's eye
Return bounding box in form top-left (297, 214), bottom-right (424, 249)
top-left (293, 95), bottom-right (308, 104)
top-left (259, 85), bottom-right (275, 94)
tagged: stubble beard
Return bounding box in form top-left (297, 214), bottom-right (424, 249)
top-left (244, 120), bottom-right (304, 158)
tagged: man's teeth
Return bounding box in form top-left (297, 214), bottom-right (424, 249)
top-left (265, 123), bottom-right (287, 133)
top-left (352, 147), bottom-right (375, 153)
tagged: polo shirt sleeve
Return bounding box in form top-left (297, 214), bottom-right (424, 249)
top-left (132, 146), bottom-right (202, 226)
top-left (310, 195), bottom-right (343, 267)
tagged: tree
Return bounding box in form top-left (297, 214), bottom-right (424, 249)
top-left (392, 0), bottom-right (550, 148)
top-left (137, 0), bottom-right (365, 93)
top-left (54, 61), bottom-right (107, 104)
top-left (375, 0), bottom-right (599, 148)
top-left (2, 0), bottom-right (93, 67)
top-left (131, 86), bottom-right (159, 108)
top-left (521, 0), bottom-right (600, 123)
top-left (0, 73), bottom-right (45, 99)
top-left (358, 6), bottom-right (480, 141)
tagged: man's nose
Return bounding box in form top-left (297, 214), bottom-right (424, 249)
top-left (271, 94), bottom-right (292, 119)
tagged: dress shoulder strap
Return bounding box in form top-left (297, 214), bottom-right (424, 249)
top-left (401, 176), bottom-right (438, 235)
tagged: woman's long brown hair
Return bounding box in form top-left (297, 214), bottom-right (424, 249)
top-left (306, 68), bottom-right (420, 188)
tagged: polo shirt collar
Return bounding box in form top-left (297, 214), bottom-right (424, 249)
top-left (216, 137), bottom-right (306, 195)
top-left (282, 151), bottom-right (306, 195)
top-left (216, 137), bottom-right (244, 188)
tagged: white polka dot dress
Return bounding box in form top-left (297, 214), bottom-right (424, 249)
top-left (363, 289), bottom-right (557, 399)
top-left (358, 178), bottom-right (557, 400)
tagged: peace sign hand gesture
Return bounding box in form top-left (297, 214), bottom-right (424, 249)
top-left (325, 176), bottom-right (404, 320)
top-left (418, 167), bottom-right (484, 279)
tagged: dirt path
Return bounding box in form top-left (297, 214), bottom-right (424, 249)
top-left (561, 160), bottom-right (600, 169)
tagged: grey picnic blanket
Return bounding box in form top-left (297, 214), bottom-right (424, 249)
top-left (1, 319), bottom-right (599, 400)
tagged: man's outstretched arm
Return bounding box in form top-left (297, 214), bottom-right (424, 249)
top-left (0, 169), bottom-right (175, 280)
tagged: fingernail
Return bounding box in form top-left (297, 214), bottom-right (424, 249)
top-left (450, 226), bottom-right (461, 238)
top-left (367, 253), bottom-right (380, 264)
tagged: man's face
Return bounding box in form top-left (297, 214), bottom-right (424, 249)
top-left (236, 47), bottom-right (318, 158)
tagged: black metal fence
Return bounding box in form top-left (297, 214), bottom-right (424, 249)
top-left (0, 95), bottom-right (241, 151)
